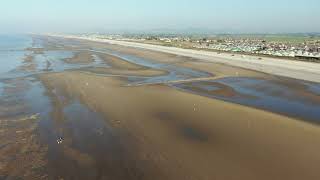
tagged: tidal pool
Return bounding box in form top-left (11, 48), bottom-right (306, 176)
top-left (174, 77), bottom-right (320, 123)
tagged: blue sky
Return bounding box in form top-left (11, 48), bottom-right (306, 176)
top-left (0, 0), bottom-right (319, 33)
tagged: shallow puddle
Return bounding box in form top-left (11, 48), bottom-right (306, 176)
top-left (181, 125), bottom-right (208, 142)
top-left (89, 49), bottom-right (212, 84)
top-left (0, 82), bottom-right (3, 96)
top-left (174, 77), bottom-right (320, 122)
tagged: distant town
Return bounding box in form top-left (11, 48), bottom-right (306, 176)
top-left (78, 33), bottom-right (320, 61)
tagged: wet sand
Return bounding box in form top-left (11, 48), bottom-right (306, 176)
top-left (1, 35), bottom-right (320, 179)
top-left (64, 51), bottom-right (95, 64)
top-left (0, 78), bottom-right (48, 179)
top-left (40, 71), bottom-right (320, 180)
top-left (82, 52), bottom-right (167, 77)
top-left (64, 36), bottom-right (320, 83)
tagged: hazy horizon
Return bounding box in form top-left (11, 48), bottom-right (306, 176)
top-left (1, 0), bottom-right (319, 34)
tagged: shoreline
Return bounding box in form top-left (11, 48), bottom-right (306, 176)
top-left (51, 34), bottom-right (320, 83)
top-left (1, 35), bottom-right (320, 179)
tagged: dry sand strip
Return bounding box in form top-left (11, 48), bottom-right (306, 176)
top-left (55, 35), bottom-right (320, 83)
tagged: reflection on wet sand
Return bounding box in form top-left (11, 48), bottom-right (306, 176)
top-left (41, 87), bottom-right (153, 180)
top-left (41, 71), bottom-right (320, 180)
top-left (174, 77), bottom-right (320, 122)
top-left (0, 78), bottom-right (48, 179)
top-left (1, 35), bottom-right (320, 180)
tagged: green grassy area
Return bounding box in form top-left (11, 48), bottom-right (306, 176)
top-left (213, 34), bottom-right (320, 44)
top-left (263, 35), bottom-right (320, 44)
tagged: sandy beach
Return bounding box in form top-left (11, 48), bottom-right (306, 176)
top-left (40, 70), bottom-right (320, 180)
top-left (58, 35), bottom-right (320, 83)
top-left (1, 35), bottom-right (320, 179)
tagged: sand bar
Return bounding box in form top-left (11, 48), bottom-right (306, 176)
top-left (56, 35), bottom-right (320, 83)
